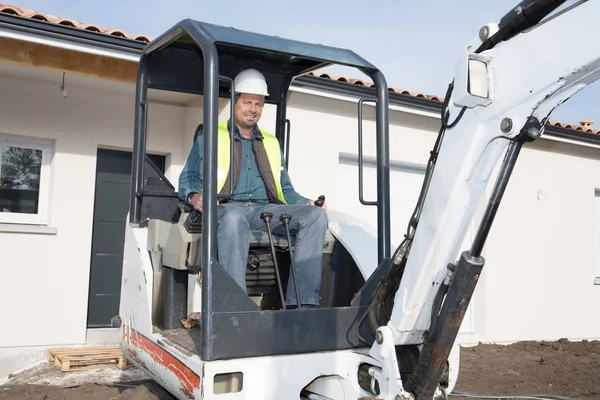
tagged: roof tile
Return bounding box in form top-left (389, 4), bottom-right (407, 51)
top-left (0, 3), bottom-right (598, 135)
top-left (0, 4), bottom-right (151, 42)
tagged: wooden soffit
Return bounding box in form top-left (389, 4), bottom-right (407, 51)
top-left (0, 36), bottom-right (138, 83)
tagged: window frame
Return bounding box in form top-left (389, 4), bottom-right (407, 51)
top-left (0, 135), bottom-right (53, 225)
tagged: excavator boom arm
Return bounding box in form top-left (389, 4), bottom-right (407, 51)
top-left (369, 1), bottom-right (600, 398)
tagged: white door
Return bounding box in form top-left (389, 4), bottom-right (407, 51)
top-left (335, 153), bottom-right (474, 334)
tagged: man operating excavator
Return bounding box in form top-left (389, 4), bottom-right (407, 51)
top-left (178, 68), bottom-right (328, 309)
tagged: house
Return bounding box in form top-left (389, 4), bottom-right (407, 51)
top-left (0, 3), bottom-right (599, 379)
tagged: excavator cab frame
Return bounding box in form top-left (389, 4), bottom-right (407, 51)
top-left (126, 19), bottom-right (393, 362)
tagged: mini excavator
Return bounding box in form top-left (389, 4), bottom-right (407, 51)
top-left (118, 1), bottom-right (597, 398)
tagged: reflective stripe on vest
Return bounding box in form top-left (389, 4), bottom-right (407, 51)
top-left (216, 120), bottom-right (286, 203)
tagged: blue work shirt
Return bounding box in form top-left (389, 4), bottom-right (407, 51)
top-left (178, 123), bottom-right (310, 205)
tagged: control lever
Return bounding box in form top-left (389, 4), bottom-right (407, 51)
top-left (280, 214), bottom-right (302, 310)
top-left (247, 254), bottom-right (260, 270)
top-left (260, 212), bottom-right (286, 309)
top-left (314, 195), bottom-right (325, 208)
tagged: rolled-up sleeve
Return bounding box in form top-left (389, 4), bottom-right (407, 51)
top-left (178, 127), bottom-right (204, 202)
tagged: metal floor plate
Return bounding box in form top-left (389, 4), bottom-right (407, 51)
top-left (159, 326), bottom-right (202, 355)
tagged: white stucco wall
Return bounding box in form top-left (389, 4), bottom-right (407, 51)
top-left (480, 139), bottom-right (600, 343)
top-left (0, 73), bottom-right (187, 350)
top-left (264, 90), bottom-right (441, 204)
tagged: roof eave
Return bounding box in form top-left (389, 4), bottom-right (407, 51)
top-left (294, 74), bottom-right (443, 115)
top-left (0, 12), bottom-right (146, 54)
top-left (543, 124), bottom-right (600, 146)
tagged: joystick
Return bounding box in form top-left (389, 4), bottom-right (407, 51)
top-left (314, 195), bottom-right (325, 207)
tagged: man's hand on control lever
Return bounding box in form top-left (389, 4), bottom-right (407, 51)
top-left (308, 195), bottom-right (327, 210)
top-left (189, 193), bottom-right (203, 212)
top-left (189, 193), bottom-right (219, 213)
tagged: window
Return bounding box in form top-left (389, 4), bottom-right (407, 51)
top-left (595, 189), bottom-right (600, 284)
top-left (0, 135), bottom-right (52, 225)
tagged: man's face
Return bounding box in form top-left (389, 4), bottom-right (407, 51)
top-left (234, 93), bottom-right (264, 130)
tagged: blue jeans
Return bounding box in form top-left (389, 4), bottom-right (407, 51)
top-left (217, 201), bottom-right (328, 307)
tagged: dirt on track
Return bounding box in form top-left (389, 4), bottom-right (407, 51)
top-left (0, 339), bottom-right (598, 400)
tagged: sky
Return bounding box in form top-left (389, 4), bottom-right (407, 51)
top-left (11, 0), bottom-right (600, 127)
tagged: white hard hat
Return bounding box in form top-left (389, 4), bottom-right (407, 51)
top-left (233, 68), bottom-right (269, 97)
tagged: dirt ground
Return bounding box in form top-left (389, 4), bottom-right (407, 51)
top-left (0, 338), bottom-right (598, 400)
top-left (452, 338), bottom-right (600, 400)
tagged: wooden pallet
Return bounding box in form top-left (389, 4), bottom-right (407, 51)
top-left (48, 346), bottom-right (128, 372)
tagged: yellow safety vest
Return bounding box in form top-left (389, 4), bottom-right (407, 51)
top-left (216, 120), bottom-right (287, 203)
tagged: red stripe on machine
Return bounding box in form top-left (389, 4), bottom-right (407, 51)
top-left (126, 326), bottom-right (201, 399)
